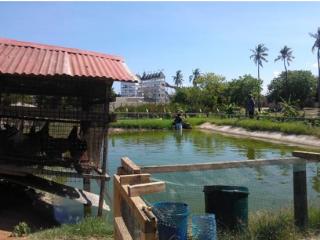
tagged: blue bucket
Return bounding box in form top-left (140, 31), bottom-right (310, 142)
top-left (192, 214), bottom-right (217, 240)
top-left (152, 202), bottom-right (189, 240)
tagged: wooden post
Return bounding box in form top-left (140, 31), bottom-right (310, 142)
top-left (293, 163), bottom-right (308, 228)
top-left (98, 131), bottom-right (108, 217)
top-left (83, 176), bottom-right (92, 217)
top-left (98, 84), bottom-right (111, 217)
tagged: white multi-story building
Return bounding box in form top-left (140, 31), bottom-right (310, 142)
top-left (140, 71), bottom-right (167, 103)
top-left (120, 82), bottom-right (142, 97)
top-left (120, 71), bottom-right (168, 103)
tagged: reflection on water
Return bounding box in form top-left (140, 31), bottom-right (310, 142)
top-left (53, 130), bottom-right (320, 223)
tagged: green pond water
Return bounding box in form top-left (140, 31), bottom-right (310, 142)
top-left (53, 130), bottom-right (320, 224)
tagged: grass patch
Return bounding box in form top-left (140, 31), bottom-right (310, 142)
top-left (208, 118), bottom-right (320, 137)
top-left (110, 117), bottom-right (320, 138)
top-left (110, 118), bottom-right (173, 129)
top-left (29, 217), bottom-right (113, 240)
top-left (28, 208), bottom-right (320, 240)
top-left (219, 208), bottom-right (320, 240)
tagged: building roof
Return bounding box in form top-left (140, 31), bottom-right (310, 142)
top-left (0, 37), bottom-right (137, 82)
top-left (140, 71), bottom-right (165, 81)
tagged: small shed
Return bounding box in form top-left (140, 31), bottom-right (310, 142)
top-left (0, 37), bottom-right (137, 215)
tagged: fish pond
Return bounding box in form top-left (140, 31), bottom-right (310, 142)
top-left (53, 130), bottom-right (320, 224)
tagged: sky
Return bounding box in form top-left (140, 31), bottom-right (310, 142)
top-left (0, 2), bottom-right (319, 94)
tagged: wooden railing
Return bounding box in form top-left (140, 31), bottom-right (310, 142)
top-left (0, 105), bottom-right (116, 123)
top-left (114, 157), bottom-right (165, 240)
top-left (114, 151), bottom-right (320, 238)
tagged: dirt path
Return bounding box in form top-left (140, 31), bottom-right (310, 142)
top-left (199, 122), bottom-right (320, 149)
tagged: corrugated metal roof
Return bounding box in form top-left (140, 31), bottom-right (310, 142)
top-left (0, 37), bottom-right (137, 82)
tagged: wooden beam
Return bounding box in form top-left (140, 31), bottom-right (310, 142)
top-left (119, 174), bottom-right (151, 185)
top-left (293, 151), bottom-right (320, 161)
top-left (128, 182), bottom-right (165, 197)
top-left (114, 217), bottom-right (133, 240)
top-left (0, 165), bottom-right (110, 180)
top-left (114, 175), bottom-right (156, 232)
top-left (121, 157), bottom-right (141, 174)
top-left (293, 163), bottom-right (308, 229)
top-left (141, 157), bottom-right (304, 174)
top-left (2, 174), bottom-right (110, 211)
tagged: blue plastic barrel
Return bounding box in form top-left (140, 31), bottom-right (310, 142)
top-left (192, 214), bottom-right (217, 240)
top-left (152, 202), bottom-right (189, 240)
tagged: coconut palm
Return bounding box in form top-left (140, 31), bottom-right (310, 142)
top-left (250, 44), bottom-right (268, 111)
top-left (275, 46), bottom-right (294, 100)
top-left (189, 68), bottom-right (201, 86)
top-left (310, 27), bottom-right (320, 103)
top-left (173, 70), bottom-right (183, 87)
top-left (250, 44), bottom-right (269, 80)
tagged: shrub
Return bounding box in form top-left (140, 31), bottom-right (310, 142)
top-left (12, 222), bottom-right (31, 237)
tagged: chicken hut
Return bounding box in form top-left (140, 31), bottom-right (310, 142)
top-left (0, 37), bottom-right (137, 215)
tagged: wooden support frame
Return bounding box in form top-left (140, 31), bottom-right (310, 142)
top-left (113, 172), bottom-right (165, 240)
top-left (140, 157), bottom-right (304, 174)
top-left (121, 157), bottom-right (141, 174)
top-left (115, 152), bottom-right (320, 235)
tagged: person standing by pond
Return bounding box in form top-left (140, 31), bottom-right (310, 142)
top-left (174, 112), bottom-right (183, 131)
top-left (247, 95), bottom-right (255, 118)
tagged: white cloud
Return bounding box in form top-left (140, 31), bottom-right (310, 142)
top-left (312, 63), bottom-right (318, 68)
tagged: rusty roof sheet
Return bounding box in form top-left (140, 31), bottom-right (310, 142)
top-left (0, 37), bottom-right (137, 82)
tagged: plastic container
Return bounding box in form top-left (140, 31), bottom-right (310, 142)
top-left (192, 214), bottom-right (217, 240)
top-left (203, 185), bottom-right (249, 230)
top-left (152, 202), bottom-right (189, 240)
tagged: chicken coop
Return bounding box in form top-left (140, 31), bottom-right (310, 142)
top-left (0, 37), bottom-right (137, 215)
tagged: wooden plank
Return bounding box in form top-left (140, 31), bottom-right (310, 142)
top-left (293, 163), bottom-right (308, 229)
top-left (114, 175), bottom-right (156, 232)
top-left (293, 151), bottom-right (320, 161)
top-left (119, 174), bottom-right (151, 185)
top-left (114, 217), bottom-right (133, 240)
top-left (0, 165), bottom-right (110, 180)
top-left (121, 157), bottom-right (141, 174)
top-left (141, 157), bottom-right (304, 174)
top-left (2, 174), bottom-right (110, 211)
top-left (128, 182), bottom-right (165, 197)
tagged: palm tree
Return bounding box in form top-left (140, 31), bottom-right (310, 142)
top-left (250, 44), bottom-right (268, 111)
top-left (310, 27), bottom-right (320, 103)
top-left (274, 46), bottom-right (294, 100)
top-left (250, 44), bottom-right (269, 81)
top-left (189, 68), bottom-right (201, 86)
top-left (173, 70), bottom-right (183, 87)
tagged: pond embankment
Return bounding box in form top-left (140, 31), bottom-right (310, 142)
top-left (199, 122), bottom-right (320, 149)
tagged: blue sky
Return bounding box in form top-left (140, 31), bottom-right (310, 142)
top-left (0, 2), bottom-right (319, 94)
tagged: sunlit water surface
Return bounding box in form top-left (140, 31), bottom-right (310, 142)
top-left (52, 130), bottom-right (320, 223)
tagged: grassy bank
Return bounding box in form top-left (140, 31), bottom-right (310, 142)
top-left (208, 118), bottom-right (320, 138)
top-left (27, 207), bottom-right (320, 240)
top-left (110, 118), bottom-right (173, 129)
top-left (29, 217), bottom-right (113, 240)
top-left (110, 117), bottom-right (320, 138)
top-left (220, 207), bottom-right (320, 240)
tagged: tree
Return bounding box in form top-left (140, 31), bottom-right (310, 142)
top-left (226, 75), bottom-right (262, 107)
top-left (250, 44), bottom-right (269, 81)
top-left (250, 44), bottom-right (268, 111)
top-left (194, 73), bottom-right (227, 110)
top-left (274, 46), bottom-right (294, 100)
top-left (171, 73), bottom-right (227, 112)
top-left (173, 70), bottom-right (183, 87)
top-left (267, 70), bottom-right (317, 108)
top-left (310, 27), bottom-right (320, 102)
top-left (189, 68), bottom-right (201, 86)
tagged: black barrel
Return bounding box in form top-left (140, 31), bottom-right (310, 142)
top-left (203, 185), bottom-right (249, 230)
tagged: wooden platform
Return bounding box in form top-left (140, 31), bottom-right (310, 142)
top-left (0, 105), bottom-right (115, 123)
top-left (1, 174), bottom-right (110, 211)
